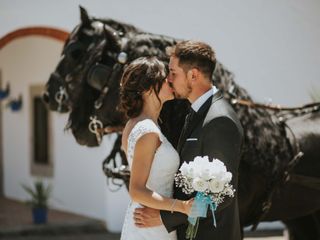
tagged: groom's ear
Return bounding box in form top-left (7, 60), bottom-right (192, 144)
top-left (187, 68), bottom-right (199, 84)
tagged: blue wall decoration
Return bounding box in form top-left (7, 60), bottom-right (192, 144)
top-left (0, 83), bottom-right (10, 100)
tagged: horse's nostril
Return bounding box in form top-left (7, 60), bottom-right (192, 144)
top-left (42, 92), bottom-right (49, 103)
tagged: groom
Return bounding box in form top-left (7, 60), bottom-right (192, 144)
top-left (134, 40), bottom-right (243, 240)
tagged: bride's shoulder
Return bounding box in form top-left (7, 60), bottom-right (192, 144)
top-left (129, 118), bottom-right (158, 131)
top-left (124, 118), bottom-right (165, 154)
top-left (129, 118), bottom-right (161, 139)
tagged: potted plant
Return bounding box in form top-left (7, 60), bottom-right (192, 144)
top-left (22, 180), bottom-right (52, 224)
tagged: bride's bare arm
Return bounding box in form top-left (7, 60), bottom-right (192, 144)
top-left (129, 133), bottom-right (192, 215)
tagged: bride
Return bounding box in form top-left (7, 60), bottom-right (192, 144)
top-left (119, 56), bottom-right (193, 240)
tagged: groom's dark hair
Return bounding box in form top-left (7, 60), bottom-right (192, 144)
top-left (169, 40), bottom-right (216, 79)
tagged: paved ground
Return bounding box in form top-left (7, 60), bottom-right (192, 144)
top-left (246, 238), bottom-right (284, 240)
top-left (0, 197), bottom-right (108, 238)
top-left (0, 197), bottom-right (286, 240)
top-left (1, 233), bottom-right (116, 240)
top-left (0, 197), bottom-right (105, 228)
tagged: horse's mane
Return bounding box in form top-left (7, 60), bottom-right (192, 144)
top-left (93, 17), bottom-right (142, 34)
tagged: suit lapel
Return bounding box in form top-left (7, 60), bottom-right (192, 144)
top-left (178, 91), bottom-right (223, 154)
top-left (186, 91), bottom-right (222, 135)
top-left (202, 91), bottom-right (223, 126)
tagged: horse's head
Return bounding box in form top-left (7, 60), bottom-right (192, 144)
top-left (68, 26), bottom-right (155, 146)
top-left (67, 23), bottom-right (127, 146)
top-left (43, 6), bottom-right (107, 112)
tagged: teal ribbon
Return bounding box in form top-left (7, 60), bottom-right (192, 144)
top-left (188, 192), bottom-right (217, 227)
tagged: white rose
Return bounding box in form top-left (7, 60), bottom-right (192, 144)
top-left (212, 158), bottom-right (225, 167)
top-left (179, 162), bottom-right (189, 176)
top-left (201, 156), bottom-right (210, 164)
top-left (210, 160), bottom-right (227, 180)
top-left (192, 177), bottom-right (209, 192)
top-left (211, 159), bottom-right (227, 171)
top-left (188, 161), bottom-right (196, 170)
top-left (186, 166), bottom-right (196, 178)
top-left (214, 164), bottom-right (227, 173)
top-left (193, 156), bottom-right (209, 170)
top-left (214, 171), bottom-right (225, 182)
top-left (221, 172), bottom-right (232, 184)
top-left (200, 168), bottom-right (212, 181)
top-left (193, 156), bottom-right (209, 165)
top-left (193, 156), bottom-right (203, 165)
top-left (188, 162), bottom-right (201, 178)
top-left (208, 179), bottom-right (225, 193)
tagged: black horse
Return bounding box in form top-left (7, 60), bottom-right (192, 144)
top-left (44, 7), bottom-right (320, 239)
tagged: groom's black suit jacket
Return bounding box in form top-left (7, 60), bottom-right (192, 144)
top-left (161, 91), bottom-right (244, 240)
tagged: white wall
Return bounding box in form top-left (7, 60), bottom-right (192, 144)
top-left (0, 37), bottom-right (129, 231)
top-left (1, 0), bottom-right (320, 105)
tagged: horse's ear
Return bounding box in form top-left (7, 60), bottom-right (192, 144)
top-left (79, 5), bottom-right (90, 26)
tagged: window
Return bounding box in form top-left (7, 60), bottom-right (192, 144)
top-left (30, 85), bottom-right (53, 177)
top-left (33, 96), bottom-right (49, 165)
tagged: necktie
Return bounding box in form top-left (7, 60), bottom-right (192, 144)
top-left (177, 108), bottom-right (196, 151)
top-left (184, 108), bottom-right (195, 131)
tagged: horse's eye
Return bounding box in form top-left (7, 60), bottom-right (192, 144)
top-left (64, 42), bottom-right (84, 60)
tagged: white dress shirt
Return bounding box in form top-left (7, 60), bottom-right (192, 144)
top-left (191, 86), bottom-right (218, 112)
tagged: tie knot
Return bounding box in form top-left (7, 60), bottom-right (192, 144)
top-left (188, 108), bottom-right (195, 117)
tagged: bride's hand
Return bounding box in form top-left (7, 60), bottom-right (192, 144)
top-left (182, 198), bottom-right (194, 215)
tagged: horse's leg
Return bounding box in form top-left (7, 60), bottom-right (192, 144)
top-left (283, 210), bottom-right (320, 240)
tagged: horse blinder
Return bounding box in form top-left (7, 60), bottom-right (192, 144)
top-left (87, 64), bottom-right (112, 91)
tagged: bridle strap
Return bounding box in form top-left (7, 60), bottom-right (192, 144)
top-left (102, 125), bottom-right (124, 134)
top-left (231, 98), bottom-right (320, 112)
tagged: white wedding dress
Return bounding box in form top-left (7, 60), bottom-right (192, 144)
top-left (120, 119), bottom-right (179, 240)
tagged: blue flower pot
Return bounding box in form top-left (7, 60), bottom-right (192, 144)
top-left (32, 207), bottom-right (47, 224)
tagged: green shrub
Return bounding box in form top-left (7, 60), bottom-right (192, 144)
top-left (22, 180), bottom-right (52, 209)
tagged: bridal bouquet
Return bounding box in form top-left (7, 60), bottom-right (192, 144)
top-left (174, 156), bottom-right (235, 240)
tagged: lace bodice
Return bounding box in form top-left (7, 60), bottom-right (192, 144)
top-left (127, 119), bottom-right (180, 197)
top-left (121, 119), bottom-right (179, 240)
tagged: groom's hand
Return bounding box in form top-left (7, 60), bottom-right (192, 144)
top-left (133, 206), bottom-right (162, 228)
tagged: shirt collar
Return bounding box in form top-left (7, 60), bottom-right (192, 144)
top-left (191, 86), bottom-right (218, 112)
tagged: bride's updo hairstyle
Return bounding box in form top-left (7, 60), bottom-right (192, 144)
top-left (119, 56), bottom-right (167, 118)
